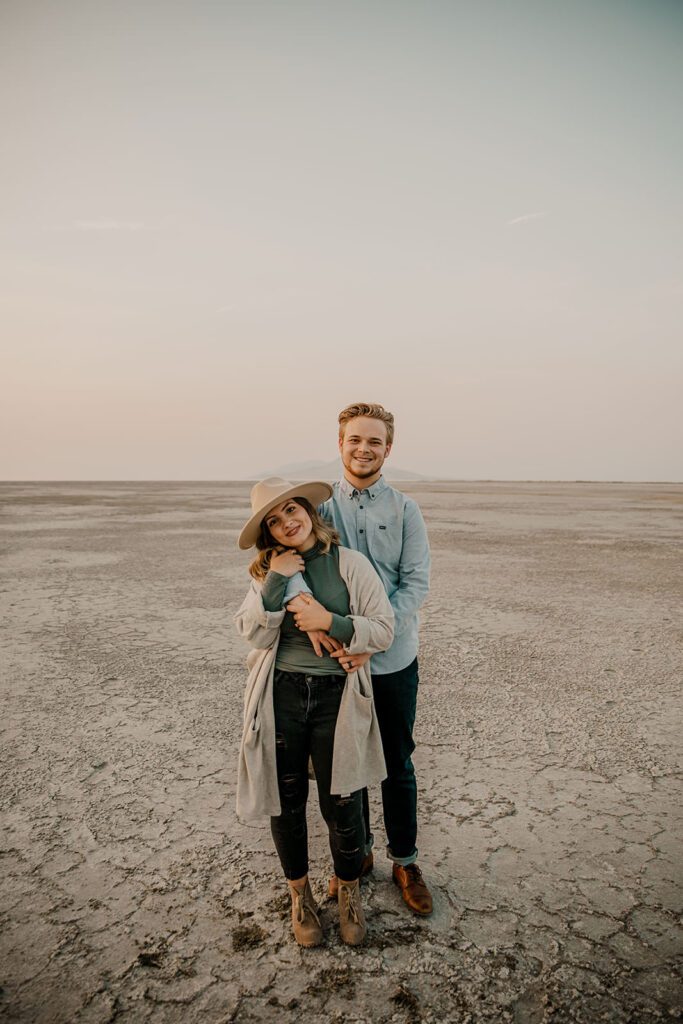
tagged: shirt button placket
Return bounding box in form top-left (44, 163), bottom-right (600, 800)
top-left (358, 494), bottom-right (368, 554)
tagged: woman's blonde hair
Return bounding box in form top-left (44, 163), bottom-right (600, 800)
top-left (248, 497), bottom-right (340, 581)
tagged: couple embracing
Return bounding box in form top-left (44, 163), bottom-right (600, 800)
top-left (234, 402), bottom-right (431, 946)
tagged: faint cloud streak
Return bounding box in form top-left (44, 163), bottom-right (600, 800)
top-left (508, 211), bottom-right (547, 226)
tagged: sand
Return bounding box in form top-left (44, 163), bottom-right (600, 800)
top-left (0, 480), bottom-right (681, 1023)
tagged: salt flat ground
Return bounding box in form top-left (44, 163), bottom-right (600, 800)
top-left (0, 481), bottom-right (681, 1024)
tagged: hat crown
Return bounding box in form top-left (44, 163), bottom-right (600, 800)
top-left (249, 477), bottom-right (298, 516)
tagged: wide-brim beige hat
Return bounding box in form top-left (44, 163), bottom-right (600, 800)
top-left (238, 476), bottom-right (333, 550)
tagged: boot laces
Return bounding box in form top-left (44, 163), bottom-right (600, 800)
top-left (294, 889), bottom-right (321, 927)
top-left (340, 883), bottom-right (361, 924)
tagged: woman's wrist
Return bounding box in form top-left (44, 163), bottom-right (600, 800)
top-left (265, 568), bottom-right (289, 581)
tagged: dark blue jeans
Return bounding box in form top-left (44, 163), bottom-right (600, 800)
top-left (362, 657), bottom-right (419, 865)
top-left (270, 670), bottom-right (365, 882)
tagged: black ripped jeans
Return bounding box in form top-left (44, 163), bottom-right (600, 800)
top-left (270, 670), bottom-right (365, 882)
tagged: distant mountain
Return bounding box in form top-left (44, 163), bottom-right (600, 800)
top-left (253, 458), bottom-right (431, 481)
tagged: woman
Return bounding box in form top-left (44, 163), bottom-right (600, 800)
top-left (234, 477), bottom-right (394, 947)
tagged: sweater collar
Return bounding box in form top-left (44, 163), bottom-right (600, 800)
top-left (302, 540), bottom-right (324, 562)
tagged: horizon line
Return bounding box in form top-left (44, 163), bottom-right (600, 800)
top-left (1, 478), bottom-right (681, 486)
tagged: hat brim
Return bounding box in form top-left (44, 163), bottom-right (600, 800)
top-left (238, 480), bottom-right (334, 550)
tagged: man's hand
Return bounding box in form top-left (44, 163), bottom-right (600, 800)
top-left (286, 592), bottom-right (333, 632)
top-left (269, 548), bottom-right (305, 578)
top-left (330, 649), bottom-right (372, 674)
top-left (305, 630), bottom-right (344, 658)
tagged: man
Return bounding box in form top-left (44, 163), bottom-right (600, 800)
top-left (291, 402), bottom-right (432, 916)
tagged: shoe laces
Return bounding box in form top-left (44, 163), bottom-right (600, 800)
top-left (339, 883), bottom-right (361, 924)
top-left (293, 889), bottom-right (321, 927)
top-left (399, 864), bottom-right (429, 898)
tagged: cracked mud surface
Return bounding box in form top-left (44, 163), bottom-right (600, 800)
top-left (1, 480), bottom-right (681, 1023)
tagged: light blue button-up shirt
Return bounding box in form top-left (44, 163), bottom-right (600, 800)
top-left (320, 475), bottom-right (430, 675)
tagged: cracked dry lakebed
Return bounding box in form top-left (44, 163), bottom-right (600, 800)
top-left (0, 480), bottom-right (681, 1024)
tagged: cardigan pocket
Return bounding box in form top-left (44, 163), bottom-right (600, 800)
top-left (349, 687), bottom-right (373, 737)
top-left (244, 714), bottom-right (261, 747)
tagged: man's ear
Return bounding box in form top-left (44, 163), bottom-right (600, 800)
top-left (384, 444), bottom-right (392, 458)
top-left (338, 434), bottom-right (344, 453)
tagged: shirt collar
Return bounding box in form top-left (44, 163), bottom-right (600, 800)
top-left (339, 474), bottom-right (388, 501)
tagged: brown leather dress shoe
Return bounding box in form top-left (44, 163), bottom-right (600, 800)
top-left (328, 851), bottom-right (374, 899)
top-left (392, 863), bottom-right (433, 916)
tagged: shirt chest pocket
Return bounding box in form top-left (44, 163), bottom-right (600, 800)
top-left (369, 517), bottom-right (402, 563)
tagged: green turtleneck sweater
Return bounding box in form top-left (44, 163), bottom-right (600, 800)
top-left (261, 542), bottom-right (354, 675)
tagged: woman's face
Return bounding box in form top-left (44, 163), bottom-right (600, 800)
top-left (264, 499), bottom-right (315, 551)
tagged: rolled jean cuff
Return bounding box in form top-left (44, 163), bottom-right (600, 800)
top-left (386, 845), bottom-right (418, 867)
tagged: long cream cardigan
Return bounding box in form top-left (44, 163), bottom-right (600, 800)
top-left (234, 546), bottom-right (394, 822)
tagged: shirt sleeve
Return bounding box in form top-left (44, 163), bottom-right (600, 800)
top-left (389, 500), bottom-right (431, 636)
top-left (328, 613), bottom-right (355, 645)
top-left (261, 571), bottom-right (290, 612)
top-left (281, 572), bottom-right (312, 605)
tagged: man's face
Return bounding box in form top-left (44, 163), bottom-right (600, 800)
top-left (339, 416), bottom-right (391, 483)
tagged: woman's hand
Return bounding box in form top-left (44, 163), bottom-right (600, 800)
top-left (305, 630), bottom-right (344, 658)
top-left (330, 649), bottom-right (372, 673)
top-left (269, 547), bottom-right (305, 578)
top-left (286, 592), bottom-right (333, 632)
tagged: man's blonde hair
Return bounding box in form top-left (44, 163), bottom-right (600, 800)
top-left (338, 402), bottom-right (395, 446)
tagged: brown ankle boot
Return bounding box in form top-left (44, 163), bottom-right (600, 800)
top-left (287, 879), bottom-right (323, 947)
top-left (337, 878), bottom-right (366, 946)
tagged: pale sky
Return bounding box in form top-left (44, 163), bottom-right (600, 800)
top-left (1, 0), bottom-right (681, 480)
